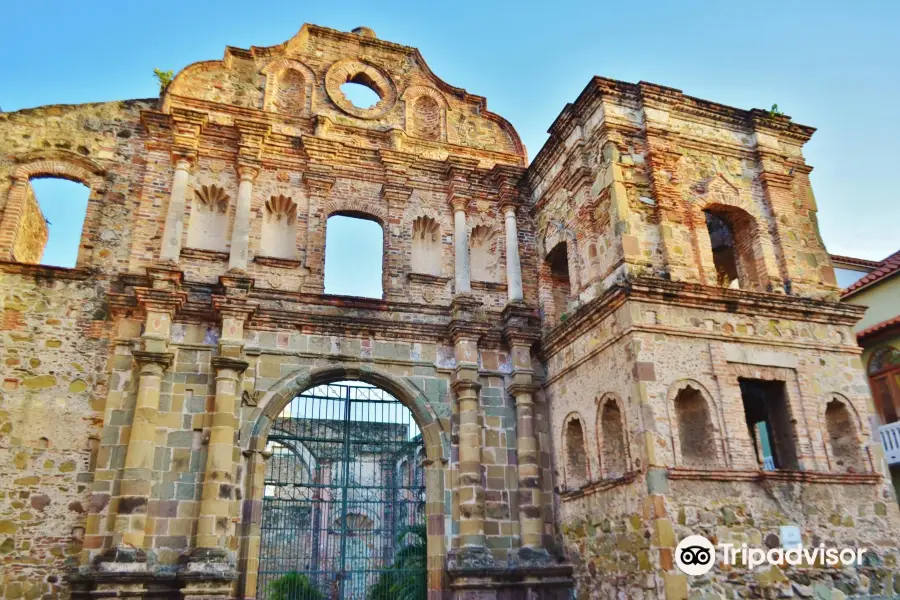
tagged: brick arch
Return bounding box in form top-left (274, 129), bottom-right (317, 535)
top-left (819, 392), bottom-right (872, 474)
top-left (261, 58), bottom-right (316, 115)
top-left (402, 86), bottom-right (449, 141)
top-left (690, 173), bottom-right (784, 291)
top-left (596, 393), bottom-right (630, 478)
top-left (1, 152), bottom-right (106, 265)
top-left (322, 197), bottom-right (388, 225)
top-left (561, 411), bottom-right (591, 490)
top-left (666, 379), bottom-right (725, 469)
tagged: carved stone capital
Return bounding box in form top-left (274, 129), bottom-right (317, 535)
top-left (131, 350), bottom-right (174, 369)
top-left (211, 356), bottom-right (249, 374)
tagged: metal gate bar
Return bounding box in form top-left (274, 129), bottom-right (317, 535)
top-left (257, 382), bottom-right (426, 600)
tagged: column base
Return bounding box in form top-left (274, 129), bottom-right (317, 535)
top-left (447, 545), bottom-right (495, 571)
top-left (510, 546), bottom-right (553, 568)
top-left (448, 559), bottom-right (574, 600)
top-left (177, 547), bottom-right (237, 581)
top-left (90, 544), bottom-right (152, 572)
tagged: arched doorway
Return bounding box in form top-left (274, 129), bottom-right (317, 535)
top-left (256, 381), bottom-right (427, 600)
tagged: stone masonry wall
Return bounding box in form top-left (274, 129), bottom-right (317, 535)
top-left (13, 184), bottom-right (48, 264)
top-left (0, 270), bottom-right (114, 599)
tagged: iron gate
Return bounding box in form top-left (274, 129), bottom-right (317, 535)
top-left (257, 382), bottom-right (427, 600)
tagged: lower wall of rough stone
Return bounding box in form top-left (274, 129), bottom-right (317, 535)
top-left (667, 477), bottom-right (900, 598)
top-left (0, 272), bottom-right (112, 599)
top-left (558, 478), bottom-right (650, 600)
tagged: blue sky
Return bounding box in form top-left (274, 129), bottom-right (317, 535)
top-left (3, 0), bottom-right (898, 279)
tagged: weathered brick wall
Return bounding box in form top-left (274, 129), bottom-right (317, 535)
top-left (527, 79), bottom-right (840, 308)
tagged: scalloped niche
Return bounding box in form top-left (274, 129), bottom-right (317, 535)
top-left (470, 225), bottom-right (501, 282)
top-left (187, 185), bottom-right (230, 252)
top-left (261, 195), bottom-right (298, 259)
top-left (411, 216), bottom-right (442, 276)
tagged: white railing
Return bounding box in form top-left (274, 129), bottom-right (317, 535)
top-left (880, 422), bottom-right (900, 466)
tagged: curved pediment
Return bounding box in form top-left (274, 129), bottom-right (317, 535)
top-left (162, 23), bottom-right (525, 164)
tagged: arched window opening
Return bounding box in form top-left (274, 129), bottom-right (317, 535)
top-left (258, 381), bottom-right (425, 599)
top-left (739, 379), bottom-right (798, 471)
top-left (340, 76), bottom-right (381, 109)
top-left (704, 206), bottom-right (762, 290)
top-left (470, 225), bottom-right (500, 282)
top-left (599, 398), bottom-right (627, 478)
top-left (541, 242), bottom-right (571, 325)
top-left (411, 216), bottom-right (441, 276)
top-left (868, 346), bottom-right (900, 425)
top-left (24, 178), bottom-right (90, 268)
top-left (825, 399), bottom-right (864, 473)
top-left (564, 416), bottom-right (589, 489)
top-left (324, 214), bottom-right (383, 299)
top-left (673, 386), bottom-right (718, 468)
top-left (411, 95), bottom-right (441, 140)
top-left (187, 184), bottom-right (230, 252)
top-left (261, 195), bottom-right (298, 259)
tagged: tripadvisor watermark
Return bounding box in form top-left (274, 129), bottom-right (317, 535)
top-left (675, 534), bottom-right (867, 576)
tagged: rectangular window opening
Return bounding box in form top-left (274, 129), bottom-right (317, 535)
top-left (739, 378), bottom-right (798, 471)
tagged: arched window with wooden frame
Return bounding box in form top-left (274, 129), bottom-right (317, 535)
top-left (868, 346), bottom-right (900, 425)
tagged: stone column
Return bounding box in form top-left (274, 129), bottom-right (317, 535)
top-left (239, 449), bottom-right (273, 599)
top-left (228, 165), bottom-right (259, 272)
top-left (448, 298), bottom-right (491, 569)
top-left (196, 357), bottom-right (247, 549)
top-left (114, 350), bottom-right (172, 551)
top-left (452, 197), bottom-right (472, 295)
top-left (159, 156), bottom-right (193, 263)
top-left (501, 303), bottom-right (548, 565)
top-left (502, 203), bottom-right (523, 302)
top-left (104, 268), bottom-right (184, 559)
top-left (181, 287), bottom-right (257, 579)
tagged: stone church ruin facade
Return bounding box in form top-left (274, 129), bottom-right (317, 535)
top-left (1, 22), bottom-right (899, 600)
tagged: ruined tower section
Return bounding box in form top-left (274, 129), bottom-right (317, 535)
top-left (527, 78), bottom-right (900, 599)
top-left (0, 24), bottom-right (571, 600)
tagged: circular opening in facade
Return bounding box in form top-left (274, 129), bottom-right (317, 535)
top-left (340, 80), bottom-right (381, 109)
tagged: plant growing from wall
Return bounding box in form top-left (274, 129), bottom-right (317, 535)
top-left (367, 524), bottom-right (427, 600)
top-left (267, 572), bottom-right (325, 600)
top-left (153, 68), bottom-right (174, 93)
top-left (768, 103), bottom-right (784, 117)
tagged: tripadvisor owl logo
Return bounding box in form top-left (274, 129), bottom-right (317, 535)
top-left (675, 535), bottom-right (716, 575)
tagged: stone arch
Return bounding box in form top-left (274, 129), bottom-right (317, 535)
top-left (262, 58), bottom-right (316, 115)
top-left (596, 393), bottom-right (629, 478)
top-left (402, 86), bottom-right (449, 141)
top-left (561, 412), bottom-right (591, 490)
top-left (667, 379), bottom-right (723, 469)
top-left (241, 363), bottom-right (449, 599)
top-left (1, 151), bottom-right (106, 266)
top-left (821, 392), bottom-right (869, 473)
top-left (245, 364), bottom-right (445, 461)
